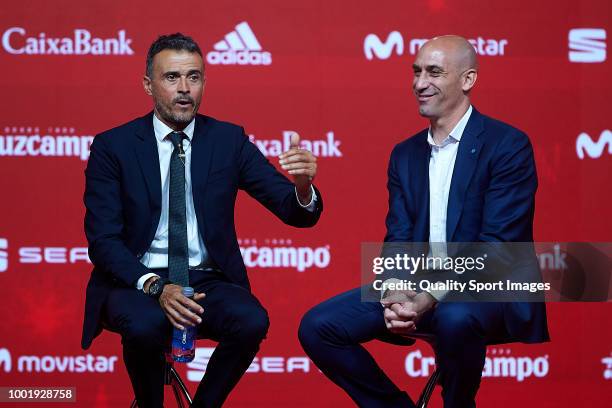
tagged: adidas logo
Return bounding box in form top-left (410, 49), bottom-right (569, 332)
top-left (206, 22), bottom-right (272, 66)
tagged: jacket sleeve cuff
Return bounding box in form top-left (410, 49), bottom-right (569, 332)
top-left (423, 287), bottom-right (448, 302)
top-left (295, 185), bottom-right (317, 212)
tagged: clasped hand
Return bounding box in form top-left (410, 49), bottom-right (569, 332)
top-left (381, 290), bottom-right (436, 335)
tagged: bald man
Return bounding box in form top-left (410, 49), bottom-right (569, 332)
top-left (299, 36), bottom-right (549, 407)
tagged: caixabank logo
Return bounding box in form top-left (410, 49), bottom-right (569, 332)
top-left (537, 244), bottom-right (568, 270)
top-left (0, 126), bottom-right (93, 161)
top-left (249, 130), bottom-right (343, 158)
top-left (206, 22), bottom-right (271, 66)
top-left (2, 27), bottom-right (134, 55)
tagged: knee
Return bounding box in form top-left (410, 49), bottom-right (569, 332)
top-left (434, 313), bottom-right (482, 355)
top-left (231, 305), bottom-right (270, 343)
top-left (298, 306), bottom-right (328, 350)
top-left (122, 316), bottom-right (170, 350)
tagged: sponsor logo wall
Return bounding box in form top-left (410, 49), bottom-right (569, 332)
top-left (0, 348), bottom-right (118, 374)
top-left (364, 33), bottom-right (508, 60)
top-left (0, 1), bottom-right (610, 407)
top-left (207, 22), bottom-right (272, 65)
top-left (1, 28), bottom-right (134, 55)
top-left (0, 126), bottom-right (93, 160)
top-left (568, 28), bottom-right (607, 63)
top-left (404, 348), bottom-right (550, 382)
top-left (576, 129), bottom-right (612, 159)
top-left (250, 130), bottom-right (343, 158)
top-left (186, 347), bottom-right (313, 382)
top-left (0, 239), bottom-right (7, 272)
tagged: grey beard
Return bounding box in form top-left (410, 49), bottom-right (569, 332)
top-left (156, 102), bottom-right (198, 127)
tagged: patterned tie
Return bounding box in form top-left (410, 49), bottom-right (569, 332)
top-left (167, 131), bottom-right (189, 287)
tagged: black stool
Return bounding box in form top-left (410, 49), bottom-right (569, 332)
top-left (406, 333), bottom-right (440, 408)
top-left (415, 367), bottom-right (440, 408)
top-left (102, 322), bottom-right (195, 407)
top-left (125, 352), bottom-right (440, 408)
top-left (407, 333), bottom-right (515, 407)
top-left (129, 354), bottom-right (193, 408)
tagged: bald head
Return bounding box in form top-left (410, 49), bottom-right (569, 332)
top-left (420, 35), bottom-right (478, 73)
top-left (412, 35), bottom-right (478, 121)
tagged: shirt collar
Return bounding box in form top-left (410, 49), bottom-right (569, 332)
top-left (152, 113), bottom-right (195, 143)
top-left (427, 105), bottom-right (473, 147)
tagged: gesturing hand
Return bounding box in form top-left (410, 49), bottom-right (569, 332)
top-left (159, 284), bottom-right (205, 331)
top-left (279, 132), bottom-right (317, 204)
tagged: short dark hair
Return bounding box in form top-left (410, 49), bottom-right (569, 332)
top-left (146, 33), bottom-right (203, 77)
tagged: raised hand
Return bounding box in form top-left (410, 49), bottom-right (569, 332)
top-left (279, 132), bottom-right (317, 204)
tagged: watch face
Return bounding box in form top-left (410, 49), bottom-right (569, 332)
top-left (150, 280), bottom-right (161, 296)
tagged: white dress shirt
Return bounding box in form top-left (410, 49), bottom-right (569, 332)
top-left (426, 105), bottom-right (473, 300)
top-left (136, 115), bottom-right (206, 289)
top-left (380, 106), bottom-right (473, 301)
top-left (137, 113), bottom-right (316, 291)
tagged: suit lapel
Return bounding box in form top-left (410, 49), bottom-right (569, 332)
top-left (190, 115), bottom-right (216, 209)
top-left (411, 131), bottom-right (431, 242)
top-left (134, 112), bottom-right (162, 212)
top-left (446, 109), bottom-right (484, 241)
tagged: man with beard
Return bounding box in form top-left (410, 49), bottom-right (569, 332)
top-left (81, 33), bottom-right (322, 407)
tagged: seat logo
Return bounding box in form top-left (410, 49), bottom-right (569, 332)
top-left (569, 28), bottom-right (606, 63)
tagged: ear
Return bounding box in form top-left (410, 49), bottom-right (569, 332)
top-left (143, 75), bottom-right (153, 96)
top-left (462, 69), bottom-right (477, 92)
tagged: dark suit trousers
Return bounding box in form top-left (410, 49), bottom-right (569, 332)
top-left (104, 269), bottom-right (269, 408)
top-left (298, 287), bottom-right (508, 408)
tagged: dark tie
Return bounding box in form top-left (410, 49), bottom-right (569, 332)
top-left (167, 131), bottom-right (189, 287)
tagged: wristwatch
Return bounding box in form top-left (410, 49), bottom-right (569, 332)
top-left (146, 277), bottom-right (168, 299)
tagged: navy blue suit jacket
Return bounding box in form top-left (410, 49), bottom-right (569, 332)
top-left (384, 108), bottom-right (549, 344)
top-left (81, 112), bottom-right (323, 349)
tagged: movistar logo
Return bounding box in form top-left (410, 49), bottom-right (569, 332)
top-left (0, 348), bottom-right (11, 372)
top-left (364, 31), bottom-right (404, 60)
top-left (576, 130), bottom-right (612, 159)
